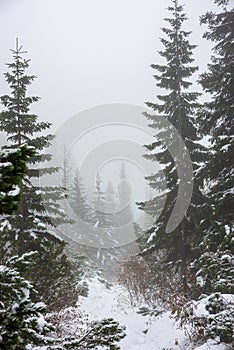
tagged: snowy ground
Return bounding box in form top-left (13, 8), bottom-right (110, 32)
top-left (78, 277), bottom-right (231, 350)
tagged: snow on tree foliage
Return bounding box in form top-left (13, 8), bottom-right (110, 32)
top-left (0, 39), bottom-right (70, 232)
top-left (137, 0), bottom-right (206, 284)
top-left (92, 172), bottom-right (111, 228)
top-left (172, 292), bottom-right (234, 344)
top-left (0, 151), bottom-right (124, 350)
top-left (0, 147), bottom-right (53, 349)
top-left (116, 162), bottom-right (133, 227)
top-left (0, 145), bottom-right (35, 215)
top-left (69, 168), bottom-right (95, 225)
top-left (0, 254), bottom-right (53, 349)
top-left (188, 0), bottom-right (234, 343)
top-left (117, 0), bottom-right (233, 346)
top-left (195, 0), bottom-right (234, 279)
top-left (0, 40), bottom-right (79, 311)
top-left (105, 180), bottom-right (118, 227)
top-left (41, 308), bottom-right (126, 350)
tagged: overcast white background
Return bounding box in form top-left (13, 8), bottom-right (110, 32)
top-left (0, 0), bottom-right (219, 130)
top-left (0, 0), bottom-right (222, 229)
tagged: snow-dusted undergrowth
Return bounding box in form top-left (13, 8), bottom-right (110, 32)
top-left (78, 277), bottom-right (232, 350)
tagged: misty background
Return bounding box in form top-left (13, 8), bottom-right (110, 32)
top-left (0, 0), bottom-right (218, 243)
top-left (0, 0), bottom-right (218, 128)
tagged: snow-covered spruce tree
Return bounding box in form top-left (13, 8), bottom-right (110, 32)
top-left (116, 163), bottom-right (133, 227)
top-left (0, 146), bottom-right (52, 349)
top-left (0, 147), bottom-right (124, 349)
top-left (0, 43), bottom-right (66, 227)
top-left (0, 40), bottom-right (78, 311)
top-left (0, 145), bottom-right (35, 216)
top-left (105, 180), bottom-right (118, 227)
top-left (76, 318), bottom-right (126, 350)
top-left (86, 174), bottom-right (122, 271)
top-left (193, 0), bottom-right (234, 295)
top-left (182, 1), bottom-right (234, 344)
top-left (47, 311), bottom-right (126, 350)
top-left (137, 0), bottom-right (206, 292)
top-left (106, 181), bottom-right (116, 205)
top-left (0, 144), bottom-right (34, 260)
top-left (0, 254), bottom-right (53, 350)
top-left (92, 172), bottom-right (111, 228)
top-left (69, 168), bottom-right (94, 225)
top-left (170, 2), bottom-right (234, 344)
top-left (61, 145), bottom-right (74, 195)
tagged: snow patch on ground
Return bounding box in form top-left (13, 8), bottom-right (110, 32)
top-left (78, 277), bottom-right (231, 350)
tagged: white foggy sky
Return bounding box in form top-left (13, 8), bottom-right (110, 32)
top-left (0, 0), bottom-right (221, 221)
top-left (0, 0), bottom-right (219, 131)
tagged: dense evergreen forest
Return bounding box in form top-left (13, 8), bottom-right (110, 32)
top-left (0, 0), bottom-right (233, 349)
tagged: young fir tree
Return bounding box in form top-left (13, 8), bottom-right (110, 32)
top-left (88, 174), bottom-right (117, 269)
top-left (0, 39), bottom-right (69, 238)
top-left (105, 180), bottom-right (117, 227)
top-left (93, 172), bottom-right (110, 228)
top-left (67, 167), bottom-right (98, 249)
top-left (193, 0), bottom-right (234, 295)
top-left (116, 163), bottom-right (133, 227)
top-left (61, 145), bottom-right (74, 194)
top-left (69, 168), bottom-right (93, 224)
top-left (0, 40), bottom-right (77, 310)
top-left (137, 0), bottom-right (206, 281)
top-left (56, 145), bottom-right (75, 240)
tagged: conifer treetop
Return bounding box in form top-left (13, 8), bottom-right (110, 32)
top-left (0, 38), bottom-right (53, 148)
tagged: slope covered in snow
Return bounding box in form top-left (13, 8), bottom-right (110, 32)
top-left (78, 277), bottom-right (232, 350)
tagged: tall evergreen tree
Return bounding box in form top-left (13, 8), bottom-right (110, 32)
top-left (69, 168), bottom-right (93, 224)
top-left (194, 0), bottom-right (234, 294)
top-left (61, 145), bottom-right (74, 196)
top-left (67, 167), bottom-right (97, 246)
top-left (0, 144), bottom-right (124, 350)
top-left (0, 40), bottom-right (77, 310)
top-left (105, 180), bottom-right (118, 227)
top-left (138, 0), bottom-right (206, 278)
top-left (105, 181), bottom-right (116, 210)
top-left (116, 163), bottom-right (133, 227)
top-left (93, 172), bottom-right (110, 228)
top-left (0, 39), bottom-right (68, 235)
top-left (0, 145), bottom-right (53, 349)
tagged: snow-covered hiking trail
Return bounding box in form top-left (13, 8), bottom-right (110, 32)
top-left (78, 277), bottom-right (229, 350)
